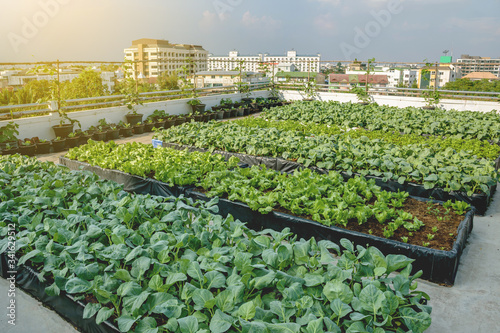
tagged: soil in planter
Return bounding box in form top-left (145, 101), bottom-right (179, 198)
top-left (194, 186), bottom-right (463, 252)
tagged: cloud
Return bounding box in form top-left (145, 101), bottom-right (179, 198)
top-left (241, 11), bottom-right (281, 30)
top-left (199, 10), bottom-right (217, 30)
top-left (314, 13), bottom-right (338, 34)
top-left (445, 17), bottom-right (500, 36)
top-left (311, 0), bottom-right (341, 6)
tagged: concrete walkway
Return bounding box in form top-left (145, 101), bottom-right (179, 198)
top-left (2, 130), bottom-right (500, 332)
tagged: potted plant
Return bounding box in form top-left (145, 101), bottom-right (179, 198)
top-left (164, 116), bottom-right (175, 129)
top-left (79, 131), bottom-right (92, 145)
top-left (106, 125), bottom-right (120, 141)
top-left (0, 121), bottom-right (20, 150)
top-left (215, 108), bottom-right (225, 120)
top-left (422, 90), bottom-right (440, 110)
top-left (144, 118), bottom-right (156, 132)
top-left (351, 86), bottom-right (372, 105)
top-left (118, 121), bottom-right (133, 137)
top-left (18, 140), bottom-right (36, 156)
top-left (133, 122), bottom-right (145, 135)
top-left (236, 106), bottom-right (245, 117)
top-left (92, 126), bottom-right (107, 141)
top-left (51, 136), bottom-right (66, 152)
top-left (155, 118), bottom-right (166, 129)
top-left (1, 143), bottom-right (19, 155)
top-left (187, 98), bottom-right (206, 114)
top-left (193, 111), bottom-right (203, 122)
top-left (125, 110), bottom-right (143, 126)
top-left (65, 132), bottom-right (80, 149)
top-left (36, 139), bottom-right (51, 154)
top-left (97, 118), bottom-right (110, 130)
top-left (52, 111), bottom-right (81, 138)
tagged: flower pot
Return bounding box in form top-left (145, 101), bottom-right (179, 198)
top-left (236, 109), bottom-right (244, 117)
top-left (125, 113), bottom-right (143, 126)
top-left (174, 118), bottom-right (185, 126)
top-left (92, 132), bottom-right (107, 142)
top-left (52, 124), bottom-right (74, 138)
top-left (209, 113), bottom-right (217, 121)
top-left (1, 147), bottom-right (19, 155)
top-left (241, 98), bottom-right (252, 105)
top-left (194, 115), bottom-right (203, 122)
top-left (202, 114), bottom-right (210, 122)
top-left (144, 123), bottom-right (155, 132)
top-left (65, 137), bottom-right (80, 149)
top-left (36, 142), bottom-right (51, 154)
top-left (51, 139), bottom-right (66, 152)
top-left (216, 111), bottom-right (225, 119)
top-left (106, 129), bottom-right (120, 141)
top-left (79, 135), bottom-right (92, 146)
top-left (0, 141), bottom-right (19, 150)
top-left (19, 144), bottom-right (37, 156)
top-left (243, 108), bottom-right (250, 116)
top-left (133, 124), bottom-right (145, 135)
top-left (223, 110), bottom-right (232, 119)
top-left (422, 106), bottom-right (436, 110)
top-left (230, 109), bottom-right (238, 118)
top-left (120, 128), bottom-right (134, 137)
top-left (164, 119), bottom-right (175, 129)
top-left (155, 120), bottom-right (166, 129)
top-left (191, 104), bottom-right (206, 114)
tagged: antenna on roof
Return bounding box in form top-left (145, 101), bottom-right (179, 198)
top-left (443, 50), bottom-right (449, 56)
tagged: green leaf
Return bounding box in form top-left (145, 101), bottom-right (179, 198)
top-left (305, 318), bottom-right (324, 333)
top-left (252, 271), bottom-right (276, 290)
top-left (270, 301), bottom-right (295, 322)
top-left (210, 309), bottom-right (233, 333)
top-left (74, 263), bottom-right (100, 280)
top-left (117, 315), bottom-right (137, 332)
top-left (266, 322), bottom-right (301, 333)
top-left (165, 272), bottom-right (188, 286)
top-left (178, 315), bottom-right (199, 333)
top-left (192, 289), bottom-right (214, 311)
top-left (149, 275), bottom-right (164, 291)
top-left (18, 249), bottom-right (41, 265)
top-left (187, 261), bottom-right (204, 283)
top-left (240, 319), bottom-right (267, 333)
top-left (117, 281), bottom-right (142, 296)
top-left (114, 269), bottom-right (132, 282)
top-left (330, 298), bottom-right (352, 319)
top-left (65, 277), bottom-right (92, 294)
top-left (215, 289), bottom-right (235, 312)
top-left (96, 307), bottom-right (114, 325)
top-left (45, 282), bottom-right (60, 296)
top-left (237, 301), bottom-right (256, 321)
top-left (83, 302), bottom-right (101, 319)
top-left (400, 307), bottom-right (432, 333)
top-left (386, 254), bottom-right (414, 274)
top-left (205, 271), bottom-right (226, 289)
top-left (358, 284), bottom-right (386, 315)
top-left (304, 273), bottom-right (325, 287)
top-left (323, 280), bottom-right (353, 304)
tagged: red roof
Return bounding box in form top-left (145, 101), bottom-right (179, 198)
top-left (329, 74), bottom-right (389, 84)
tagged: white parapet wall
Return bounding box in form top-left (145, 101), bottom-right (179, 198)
top-left (280, 90), bottom-right (500, 113)
top-left (1, 91), bottom-right (269, 141)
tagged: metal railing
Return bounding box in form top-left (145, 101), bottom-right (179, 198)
top-left (0, 82), bottom-right (271, 119)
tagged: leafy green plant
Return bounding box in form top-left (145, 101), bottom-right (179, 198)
top-left (422, 90), bottom-right (441, 108)
top-left (351, 86), bottom-right (372, 104)
top-left (0, 121), bottom-right (19, 143)
top-left (0, 155), bottom-right (432, 333)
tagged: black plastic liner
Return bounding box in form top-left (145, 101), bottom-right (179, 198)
top-left (162, 142), bottom-right (497, 215)
top-left (0, 244), bottom-right (119, 333)
top-left (60, 157), bottom-right (187, 198)
top-left (62, 157), bottom-right (474, 285)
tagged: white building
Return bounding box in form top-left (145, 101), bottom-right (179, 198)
top-left (124, 38), bottom-right (209, 80)
top-left (345, 67), bottom-right (417, 88)
top-left (457, 55), bottom-right (500, 78)
top-left (208, 50), bottom-right (321, 74)
top-left (207, 51), bottom-right (263, 72)
top-left (193, 71), bottom-right (269, 88)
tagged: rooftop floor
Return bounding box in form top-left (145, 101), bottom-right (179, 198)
top-left (1, 130), bottom-right (499, 333)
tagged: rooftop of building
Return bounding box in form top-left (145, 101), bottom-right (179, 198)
top-left (276, 72), bottom-right (321, 78)
top-left (329, 74), bottom-right (389, 84)
top-left (463, 72), bottom-right (499, 80)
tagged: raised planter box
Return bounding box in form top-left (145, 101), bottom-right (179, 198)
top-left (0, 251), bottom-right (119, 333)
top-left (161, 142), bottom-right (497, 215)
top-left (59, 156), bottom-right (475, 285)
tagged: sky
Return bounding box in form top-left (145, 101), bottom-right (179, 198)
top-left (0, 0), bottom-right (499, 64)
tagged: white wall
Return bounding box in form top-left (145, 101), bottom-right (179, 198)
top-left (280, 90), bottom-right (500, 113)
top-left (1, 91), bottom-right (269, 141)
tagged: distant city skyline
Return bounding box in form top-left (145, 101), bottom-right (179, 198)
top-left (0, 0), bottom-right (499, 63)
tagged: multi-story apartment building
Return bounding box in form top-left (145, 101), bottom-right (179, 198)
top-left (345, 66), bottom-right (417, 88)
top-left (457, 55), bottom-right (500, 78)
top-left (124, 38), bottom-right (208, 80)
top-left (208, 50), bottom-right (321, 74)
top-left (193, 71), bottom-right (269, 88)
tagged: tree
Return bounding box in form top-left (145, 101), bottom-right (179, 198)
top-left (157, 72), bottom-right (180, 90)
